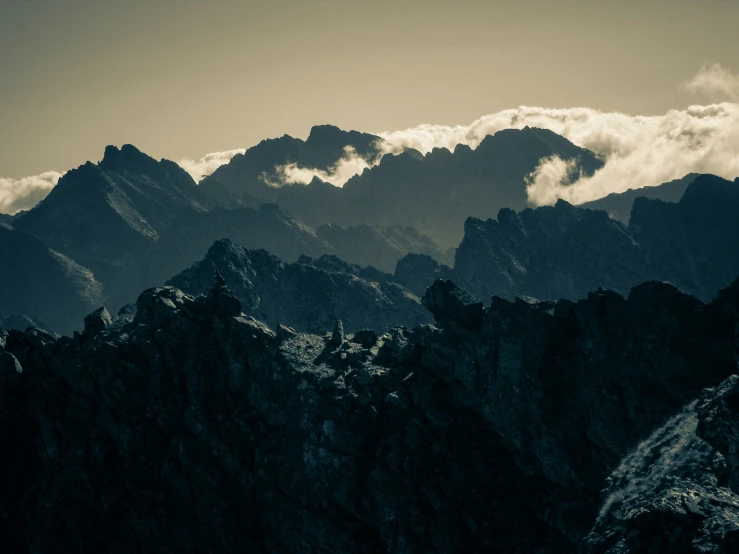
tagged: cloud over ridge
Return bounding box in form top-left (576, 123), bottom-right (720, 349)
top-left (378, 102), bottom-right (739, 206)
top-left (0, 171), bottom-right (64, 215)
top-left (178, 148), bottom-right (246, 182)
top-left (3, 65), bottom-right (739, 214)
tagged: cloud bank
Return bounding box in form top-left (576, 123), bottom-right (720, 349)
top-left (0, 171), bottom-right (64, 215)
top-left (379, 101), bottom-right (739, 206)
top-left (177, 148), bottom-right (246, 182)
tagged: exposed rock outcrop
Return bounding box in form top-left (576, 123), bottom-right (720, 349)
top-left (585, 374), bottom-right (739, 552)
top-left (2, 276), bottom-right (739, 552)
top-left (165, 239), bottom-right (431, 334)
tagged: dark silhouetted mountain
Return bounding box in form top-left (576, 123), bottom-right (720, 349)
top-left (111, 204), bottom-right (448, 308)
top-left (454, 200), bottom-right (651, 302)
top-left (394, 253), bottom-right (455, 297)
top-left (0, 210), bottom-right (26, 226)
top-left (200, 124), bottom-right (385, 198)
top-left (166, 239), bottom-right (430, 333)
top-left (203, 126), bottom-right (604, 247)
top-left (2, 274), bottom-right (739, 551)
top-left (630, 174), bottom-right (739, 300)
top-left (451, 174), bottom-right (739, 304)
top-left (579, 173), bottom-right (698, 222)
top-left (0, 226), bottom-right (102, 335)
top-left (111, 203), bottom-right (331, 308)
top-left (13, 145), bottom-right (213, 284)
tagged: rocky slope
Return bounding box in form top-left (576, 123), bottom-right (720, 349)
top-left (166, 239), bottom-right (431, 334)
top-left (451, 174), bottom-right (739, 304)
top-left (0, 225), bottom-right (102, 335)
top-left (2, 274), bottom-right (738, 552)
top-left (585, 373), bottom-right (739, 552)
top-left (13, 144), bottom-right (213, 284)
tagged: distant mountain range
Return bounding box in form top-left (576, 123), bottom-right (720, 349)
top-left (203, 125), bottom-right (604, 247)
top-left (2, 124), bottom-right (737, 336)
top-left (399, 174), bottom-right (739, 304)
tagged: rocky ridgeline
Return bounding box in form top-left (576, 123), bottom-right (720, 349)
top-left (395, 174), bottom-right (739, 305)
top-left (2, 275), bottom-right (739, 552)
top-left (166, 239), bottom-right (431, 334)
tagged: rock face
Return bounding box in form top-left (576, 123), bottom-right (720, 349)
top-left (0, 225), bottom-right (102, 335)
top-left (14, 144), bottom-right (213, 285)
top-left (166, 239), bottom-right (431, 334)
top-left (2, 275), bottom-right (739, 552)
top-left (204, 126), bottom-right (603, 247)
top-left (585, 374), bottom-right (739, 552)
top-left (453, 175), bottom-right (739, 304)
top-left (454, 199), bottom-right (651, 302)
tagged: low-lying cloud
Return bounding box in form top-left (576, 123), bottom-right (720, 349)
top-left (379, 101), bottom-right (739, 206)
top-left (178, 148), bottom-right (246, 182)
top-left (521, 102), bottom-right (739, 205)
top-left (0, 171), bottom-right (64, 215)
top-left (269, 146), bottom-right (376, 187)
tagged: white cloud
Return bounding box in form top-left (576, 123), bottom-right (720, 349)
top-left (682, 62), bottom-right (739, 101)
top-left (525, 156), bottom-right (579, 206)
top-left (378, 101), bottom-right (739, 206)
top-left (0, 171), bottom-right (64, 215)
top-left (269, 145), bottom-right (377, 187)
top-left (177, 148), bottom-right (246, 182)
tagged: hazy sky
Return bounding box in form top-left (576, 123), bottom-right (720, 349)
top-left (2, 0), bottom-right (739, 179)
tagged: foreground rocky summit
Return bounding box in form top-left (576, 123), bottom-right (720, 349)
top-left (2, 277), bottom-right (739, 552)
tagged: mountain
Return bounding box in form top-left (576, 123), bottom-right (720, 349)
top-left (579, 173), bottom-right (699, 222)
top-left (200, 124), bottom-right (386, 198)
top-left (0, 210), bottom-right (26, 225)
top-left (13, 144), bottom-right (213, 284)
top-left (204, 126), bottom-right (604, 247)
top-left (111, 203), bottom-right (443, 308)
top-left (2, 275), bottom-right (738, 552)
top-left (0, 225), bottom-right (102, 335)
top-left (166, 239), bottom-right (430, 334)
top-left (631, 173), bottom-right (739, 300)
top-left (108, 203), bottom-right (331, 308)
top-left (450, 174), bottom-right (739, 304)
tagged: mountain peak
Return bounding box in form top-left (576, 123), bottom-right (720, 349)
top-left (101, 143), bottom-right (150, 167)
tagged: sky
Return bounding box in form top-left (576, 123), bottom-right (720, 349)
top-left (2, 0), bottom-right (739, 213)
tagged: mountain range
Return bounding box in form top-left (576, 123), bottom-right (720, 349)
top-left (2, 120), bottom-right (739, 552)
